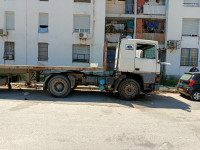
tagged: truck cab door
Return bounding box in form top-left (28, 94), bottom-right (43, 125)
top-left (134, 43), bottom-right (158, 73)
top-left (117, 40), bottom-right (136, 72)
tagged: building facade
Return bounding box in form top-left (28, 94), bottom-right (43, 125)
top-left (166, 0), bottom-right (200, 78)
top-left (1, 0), bottom-right (199, 77)
top-left (0, 0), bottom-right (105, 67)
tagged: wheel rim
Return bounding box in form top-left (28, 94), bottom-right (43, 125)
top-left (123, 82), bottom-right (137, 96)
top-left (193, 92), bottom-right (200, 101)
top-left (50, 78), bottom-right (68, 96)
top-left (54, 82), bottom-right (64, 92)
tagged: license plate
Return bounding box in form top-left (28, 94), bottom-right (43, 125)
top-left (179, 88), bottom-right (183, 91)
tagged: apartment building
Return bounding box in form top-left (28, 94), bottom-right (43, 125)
top-left (105, 0), bottom-right (167, 70)
top-left (0, 0), bottom-right (105, 67)
top-left (166, 0), bottom-right (200, 78)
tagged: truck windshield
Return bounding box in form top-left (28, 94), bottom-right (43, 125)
top-left (136, 44), bottom-right (156, 59)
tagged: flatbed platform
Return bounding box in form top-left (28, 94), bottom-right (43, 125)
top-left (0, 65), bottom-right (103, 74)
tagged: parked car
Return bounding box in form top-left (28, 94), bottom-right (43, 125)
top-left (177, 72), bottom-right (200, 101)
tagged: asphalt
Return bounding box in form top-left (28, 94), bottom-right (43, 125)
top-left (0, 88), bottom-right (200, 150)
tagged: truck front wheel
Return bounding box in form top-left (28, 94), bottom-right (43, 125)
top-left (48, 75), bottom-right (71, 98)
top-left (118, 79), bottom-right (140, 100)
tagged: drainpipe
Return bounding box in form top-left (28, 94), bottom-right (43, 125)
top-left (133, 0), bottom-right (137, 39)
top-left (163, 0), bottom-right (169, 76)
top-left (165, 0), bottom-right (169, 50)
top-left (26, 0), bottom-right (28, 65)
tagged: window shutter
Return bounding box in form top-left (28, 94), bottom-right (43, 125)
top-left (38, 43), bottom-right (48, 61)
top-left (184, 0), bottom-right (199, 3)
top-left (182, 20), bottom-right (198, 36)
top-left (39, 14), bottom-right (48, 25)
top-left (6, 12), bottom-right (15, 30)
top-left (74, 16), bottom-right (90, 29)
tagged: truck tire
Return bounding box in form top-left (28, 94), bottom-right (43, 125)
top-left (48, 75), bottom-right (71, 98)
top-left (118, 79), bottom-right (140, 100)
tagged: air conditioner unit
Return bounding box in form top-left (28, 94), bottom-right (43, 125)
top-left (0, 29), bottom-right (8, 36)
top-left (167, 40), bottom-right (176, 49)
top-left (79, 33), bottom-right (90, 39)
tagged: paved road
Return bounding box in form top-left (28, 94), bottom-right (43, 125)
top-left (0, 89), bottom-right (200, 150)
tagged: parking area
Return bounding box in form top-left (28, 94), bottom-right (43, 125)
top-left (0, 88), bottom-right (200, 150)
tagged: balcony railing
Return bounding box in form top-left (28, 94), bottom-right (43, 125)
top-left (136, 33), bottom-right (165, 45)
top-left (106, 3), bottom-right (166, 15)
top-left (106, 4), bottom-right (134, 14)
top-left (143, 5), bottom-right (166, 15)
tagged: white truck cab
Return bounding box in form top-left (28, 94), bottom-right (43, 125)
top-left (115, 39), bottom-right (160, 75)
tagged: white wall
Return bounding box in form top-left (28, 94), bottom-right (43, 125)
top-left (166, 0), bottom-right (200, 77)
top-left (0, 0), bottom-right (105, 67)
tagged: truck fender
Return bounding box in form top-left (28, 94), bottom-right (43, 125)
top-left (43, 74), bottom-right (54, 90)
top-left (68, 75), bottom-right (76, 89)
top-left (114, 74), bottom-right (127, 91)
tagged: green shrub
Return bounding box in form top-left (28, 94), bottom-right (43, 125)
top-left (160, 75), bottom-right (179, 87)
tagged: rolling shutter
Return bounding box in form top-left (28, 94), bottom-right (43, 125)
top-left (39, 14), bottom-right (48, 26)
top-left (182, 20), bottom-right (198, 36)
top-left (74, 15), bottom-right (90, 30)
top-left (184, 0), bottom-right (199, 3)
top-left (38, 43), bottom-right (48, 61)
top-left (184, 0), bottom-right (199, 6)
top-left (6, 12), bottom-right (15, 30)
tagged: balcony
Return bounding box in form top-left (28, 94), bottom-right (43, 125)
top-left (106, 0), bottom-right (166, 16)
top-left (136, 33), bottom-right (165, 45)
top-left (106, 0), bottom-right (134, 14)
top-left (105, 21), bottom-right (134, 43)
top-left (136, 19), bottom-right (165, 45)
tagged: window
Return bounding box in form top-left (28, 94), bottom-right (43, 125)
top-left (4, 42), bottom-right (14, 60)
top-left (183, 0), bottom-right (200, 7)
top-left (106, 0), bottom-right (114, 4)
top-left (38, 43), bottom-right (48, 61)
top-left (182, 20), bottom-right (199, 36)
top-left (5, 12), bottom-right (15, 30)
top-left (74, 0), bottom-right (91, 2)
top-left (74, 15), bottom-right (90, 33)
top-left (136, 44), bottom-right (156, 59)
top-left (181, 48), bottom-right (198, 66)
top-left (39, 13), bottom-right (48, 33)
top-left (72, 45), bottom-right (90, 63)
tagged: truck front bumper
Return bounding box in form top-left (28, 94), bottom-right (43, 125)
top-left (154, 84), bottom-right (160, 91)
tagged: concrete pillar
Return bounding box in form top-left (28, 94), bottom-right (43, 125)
top-left (133, 0), bottom-right (138, 39)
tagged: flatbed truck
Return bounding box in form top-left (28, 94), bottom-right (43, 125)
top-left (0, 39), bottom-right (160, 100)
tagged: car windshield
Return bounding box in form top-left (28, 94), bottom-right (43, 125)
top-left (180, 74), bottom-right (192, 81)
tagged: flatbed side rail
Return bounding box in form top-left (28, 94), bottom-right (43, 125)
top-left (0, 65), bottom-right (103, 73)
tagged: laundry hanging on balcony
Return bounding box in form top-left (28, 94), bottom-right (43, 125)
top-left (127, 21), bottom-right (134, 29)
top-left (145, 21), bottom-right (159, 32)
top-left (126, 0), bottom-right (133, 14)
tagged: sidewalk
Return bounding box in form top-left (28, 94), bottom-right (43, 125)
top-left (159, 85), bottom-right (177, 92)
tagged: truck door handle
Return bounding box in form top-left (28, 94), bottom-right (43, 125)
top-left (135, 68), bottom-right (140, 71)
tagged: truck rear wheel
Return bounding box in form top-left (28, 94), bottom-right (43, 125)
top-left (48, 75), bottom-right (71, 98)
top-left (118, 79), bottom-right (140, 100)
